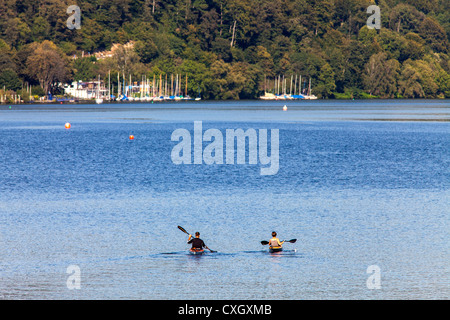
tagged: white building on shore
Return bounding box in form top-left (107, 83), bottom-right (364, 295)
top-left (64, 81), bottom-right (106, 99)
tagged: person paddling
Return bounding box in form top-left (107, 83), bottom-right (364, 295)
top-left (268, 231), bottom-right (284, 250)
top-left (188, 232), bottom-right (212, 252)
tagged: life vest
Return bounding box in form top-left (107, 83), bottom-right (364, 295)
top-left (269, 237), bottom-right (281, 248)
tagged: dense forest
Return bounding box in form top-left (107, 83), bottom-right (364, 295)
top-left (0, 0), bottom-right (449, 100)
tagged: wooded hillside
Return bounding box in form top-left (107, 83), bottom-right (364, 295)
top-left (0, 0), bottom-right (449, 99)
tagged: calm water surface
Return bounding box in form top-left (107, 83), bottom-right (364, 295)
top-left (0, 100), bottom-right (448, 299)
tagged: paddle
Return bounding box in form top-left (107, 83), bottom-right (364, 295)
top-left (261, 239), bottom-right (297, 245)
top-left (178, 225), bottom-right (189, 235)
top-left (177, 226), bottom-right (216, 253)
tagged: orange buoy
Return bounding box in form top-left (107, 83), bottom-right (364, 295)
top-left (65, 122), bottom-right (71, 129)
top-left (283, 105), bottom-right (287, 111)
top-left (129, 135), bottom-right (135, 140)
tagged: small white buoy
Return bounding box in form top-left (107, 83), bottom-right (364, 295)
top-left (283, 105), bottom-right (287, 111)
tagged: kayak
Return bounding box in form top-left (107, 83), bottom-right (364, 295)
top-left (269, 246), bottom-right (283, 253)
top-left (189, 248), bottom-right (205, 255)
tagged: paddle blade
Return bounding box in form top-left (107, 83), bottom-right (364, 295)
top-left (286, 239), bottom-right (297, 243)
top-left (261, 241), bottom-right (269, 245)
top-left (178, 226), bottom-right (189, 234)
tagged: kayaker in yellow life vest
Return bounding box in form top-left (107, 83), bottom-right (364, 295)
top-left (269, 231), bottom-right (284, 250)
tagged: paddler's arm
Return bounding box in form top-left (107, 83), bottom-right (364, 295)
top-left (202, 241), bottom-right (212, 252)
top-left (187, 234), bottom-right (192, 242)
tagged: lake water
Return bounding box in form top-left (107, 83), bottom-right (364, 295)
top-left (0, 100), bottom-right (448, 300)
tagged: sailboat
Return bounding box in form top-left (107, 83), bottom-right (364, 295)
top-left (95, 75), bottom-right (103, 104)
top-left (195, 89), bottom-right (201, 101)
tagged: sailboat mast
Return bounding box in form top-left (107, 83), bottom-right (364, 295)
top-left (299, 75), bottom-right (302, 95)
top-left (290, 75), bottom-right (293, 96)
top-left (108, 70), bottom-right (111, 100)
top-left (309, 78), bottom-right (311, 96)
top-left (277, 75), bottom-right (280, 95)
top-left (123, 72), bottom-right (125, 97)
top-left (165, 74), bottom-right (168, 97)
top-left (294, 75), bottom-right (297, 96)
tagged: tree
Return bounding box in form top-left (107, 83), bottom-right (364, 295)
top-left (0, 69), bottom-right (22, 91)
top-left (398, 63), bottom-right (425, 98)
top-left (435, 69), bottom-right (450, 98)
top-left (404, 56), bottom-right (445, 97)
top-left (134, 39), bottom-right (159, 64)
top-left (72, 57), bottom-right (98, 81)
top-left (179, 59), bottom-right (211, 98)
top-left (113, 42), bottom-right (141, 76)
top-left (0, 39), bottom-right (15, 71)
top-left (363, 52), bottom-right (399, 98)
top-left (2, 17), bottom-right (31, 47)
top-left (207, 59), bottom-right (247, 99)
top-left (26, 41), bottom-right (69, 95)
top-left (388, 4), bottom-right (425, 34)
top-left (31, 16), bottom-right (50, 42)
top-left (419, 17), bottom-right (449, 53)
top-left (314, 63), bottom-right (336, 98)
top-left (198, 8), bottom-right (220, 49)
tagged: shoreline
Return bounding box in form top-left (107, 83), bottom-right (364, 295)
top-left (1, 97), bottom-right (450, 106)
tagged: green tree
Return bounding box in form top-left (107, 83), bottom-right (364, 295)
top-left (419, 17), bottom-right (449, 53)
top-left (363, 52), bottom-right (400, 98)
top-left (2, 17), bottom-right (31, 47)
top-left (72, 57), bottom-right (98, 81)
top-left (398, 63), bottom-right (425, 98)
top-left (31, 16), bottom-right (50, 42)
top-left (435, 69), bottom-right (450, 98)
top-left (0, 69), bottom-right (22, 91)
top-left (26, 41), bottom-right (70, 94)
top-left (0, 39), bottom-right (16, 71)
top-left (314, 63), bottom-right (336, 98)
top-left (206, 59), bottom-right (248, 99)
top-left (388, 4), bottom-right (425, 34)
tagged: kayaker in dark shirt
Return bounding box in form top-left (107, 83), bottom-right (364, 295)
top-left (187, 232), bottom-right (211, 251)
